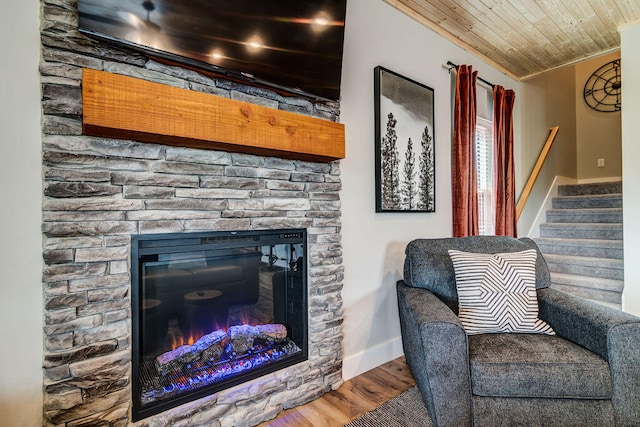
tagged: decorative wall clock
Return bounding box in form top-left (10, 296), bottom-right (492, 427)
top-left (583, 59), bottom-right (621, 112)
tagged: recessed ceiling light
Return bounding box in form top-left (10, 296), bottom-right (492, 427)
top-left (246, 35), bottom-right (264, 53)
top-left (314, 17), bottom-right (329, 26)
top-left (311, 11), bottom-right (331, 32)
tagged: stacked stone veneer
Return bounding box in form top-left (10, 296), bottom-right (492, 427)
top-left (40, 1), bottom-right (344, 425)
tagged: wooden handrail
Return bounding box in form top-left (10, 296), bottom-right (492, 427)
top-left (515, 126), bottom-right (560, 220)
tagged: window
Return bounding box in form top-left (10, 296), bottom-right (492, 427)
top-left (476, 117), bottom-right (494, 235)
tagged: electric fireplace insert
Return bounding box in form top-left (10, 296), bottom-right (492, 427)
top-left (130, 229), bottom-right (308, 421)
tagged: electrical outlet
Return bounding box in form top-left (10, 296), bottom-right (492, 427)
top-left (597, 158), bottom-right (605, 168)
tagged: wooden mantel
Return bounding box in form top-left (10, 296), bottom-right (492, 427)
top-left (82, 69), bottom-right (345, 162)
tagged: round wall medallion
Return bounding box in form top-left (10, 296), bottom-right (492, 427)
top-left (583, 59), bottom-right (621, 112)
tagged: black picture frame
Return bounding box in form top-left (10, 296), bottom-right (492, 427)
top-left (374, 66), bottom-right (435, 213)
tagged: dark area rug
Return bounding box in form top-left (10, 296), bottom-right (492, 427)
top-left (344, 386), bottom-right (433, 427)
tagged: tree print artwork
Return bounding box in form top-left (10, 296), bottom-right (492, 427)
top-left (381, 112), bottom-right (401, 210)
top-left (418, 125), bottom-right (435, 211)
top-left (375, 67), bottom-right (435, 212)
top-left (401, 137), bottom-right (417, 209)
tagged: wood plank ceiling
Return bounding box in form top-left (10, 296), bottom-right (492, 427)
top-left (384, 0), bottom-right (640, 80)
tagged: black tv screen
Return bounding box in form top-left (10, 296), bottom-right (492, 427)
top-left (78, 1), bottom-right (347, 101)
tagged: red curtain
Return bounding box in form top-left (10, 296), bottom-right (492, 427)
top-left (493, 85), bottom-right (517, 237)
top-left (452, 65), bottom-right (478, 237)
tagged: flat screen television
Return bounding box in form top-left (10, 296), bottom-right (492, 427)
top-left (78, 1), bottom-right (347, 101)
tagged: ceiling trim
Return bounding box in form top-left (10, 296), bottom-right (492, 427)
top-left (618, 18), bottom-right (640, 32)
top-left (519, 47), bottom-right (621, 81)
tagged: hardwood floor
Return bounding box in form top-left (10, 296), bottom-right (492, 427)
top-left (258, 357), bottom-right (416, 427)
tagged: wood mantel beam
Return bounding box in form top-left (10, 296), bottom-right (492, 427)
top-left (82, 69), bottom-right (345, 162)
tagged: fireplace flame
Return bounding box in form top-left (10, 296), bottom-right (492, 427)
top-left (237, 313), bottom-right (254, 327)
top-left (169, 332), bottom-right (200, 350)
top-left (169, 325), bottom-right (228, 351)
top-left (169, 334), bottom-right (182, 351)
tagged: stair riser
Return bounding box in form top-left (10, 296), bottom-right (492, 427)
top-left (552, 197), bottom-right (622, 209)
top-left (546, 263), bottom-right (624, 280)
top-left (546, 211), bottom-right (622, 223)
top-left (539, 227), bottom-right (623, 240)
top-left (536, 243), bottom-right (623, 259)
top-left (552, 284), bottom-right (622, 304)
top-left (558, 182), bottom-right (622, 196)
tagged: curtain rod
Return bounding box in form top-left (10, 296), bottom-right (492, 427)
top-left (446, 61), bottom-right (495, 89)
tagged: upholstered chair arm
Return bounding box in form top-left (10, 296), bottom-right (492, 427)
top-left (537, 287), bottom-right (640, 426)
top-left (397, 281), bottom-right (472, 427)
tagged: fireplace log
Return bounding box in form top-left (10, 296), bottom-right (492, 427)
top-left (155, 324), bottom-right (289, 373)
top-left (155, 344), bottom-right (195, 374)
top-left (257, 324), bottom-right (288, 342)
top-left (155, 329), bottom-right (229, 374)
top-left (229, 324), bottom-right (288, 354)
top-left (198, 330), bottom-right (230, 363)
top-left (229, 325), bottom-right (258, 354)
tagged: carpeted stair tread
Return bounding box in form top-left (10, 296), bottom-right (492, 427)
top-left (550, 272), bottom-right (624, 293)
top-left (558, 181), bottom-right (622, 196)
top-left (534, 237), bottom-right (623, 259)
top-left (539, 223), bottom-right (623, 240)
top-left (552, 193), bottom-right (622, 209)
top-left (534, 237), bottom-right (623, 249)
top-left (546, 208), bottom-right (622, 223)
top-left (551, 271), bottom-right (623, 305)
top-left (552, 282), bottom-right (622, 306)
top-left (544, 254), bottom-right (623, 280)
top-left (543, 253), bottom-right (624, 268)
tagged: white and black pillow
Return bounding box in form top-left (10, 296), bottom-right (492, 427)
top-left (448, 249), bottom-right (555, 335)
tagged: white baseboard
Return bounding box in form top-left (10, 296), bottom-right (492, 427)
top-left (341, 336), bottom-right (404, 380)
top-left (524, 175), bottom-right (577, 238)
top-left (577, 176), bottom-right (622, 184)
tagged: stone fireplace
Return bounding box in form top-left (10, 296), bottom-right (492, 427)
top-left (40, 1), bottom-right (344, 425)
top-left (131, 229), bottom-right (308, 421)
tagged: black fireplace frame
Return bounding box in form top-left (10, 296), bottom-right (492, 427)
top-left (130, 229), bottom-right (308, 421)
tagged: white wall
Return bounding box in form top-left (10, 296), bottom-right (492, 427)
top-left (517, 67), bottom-right (577, 236)
top-left (621, 22), bottom-right (640, 316)
top-left (575, 51), bottom-right (622, 181)
top-left (0, 0), bottom-right (44, 425)
top-left (339, 0), bottom-right (520, 378)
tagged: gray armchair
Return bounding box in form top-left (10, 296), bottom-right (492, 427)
top-left (397, 236), bottom-right (640, 427)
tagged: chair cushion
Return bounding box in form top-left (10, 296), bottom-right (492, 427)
top-left (449, 249), bottom-right (554, 335)
top-left (403, 236), bottom-right (551, 307)
top-left (468, 333), bottom-right (612, 399)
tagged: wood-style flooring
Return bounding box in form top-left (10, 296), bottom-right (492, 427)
top-left (258, 357), bottom-right (416, 427)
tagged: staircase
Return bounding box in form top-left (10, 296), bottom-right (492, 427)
top-left (534, 181), bottom-right (623, 309)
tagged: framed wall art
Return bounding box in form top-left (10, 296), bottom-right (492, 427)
top-left (374, 66), bottom-right (435, 213)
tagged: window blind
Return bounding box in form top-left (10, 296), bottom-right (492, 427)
top-left (476, 117), bottom-right (494, 235)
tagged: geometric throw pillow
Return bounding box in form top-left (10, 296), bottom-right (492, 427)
top-left (448, 249), bottom-right (555, 336)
